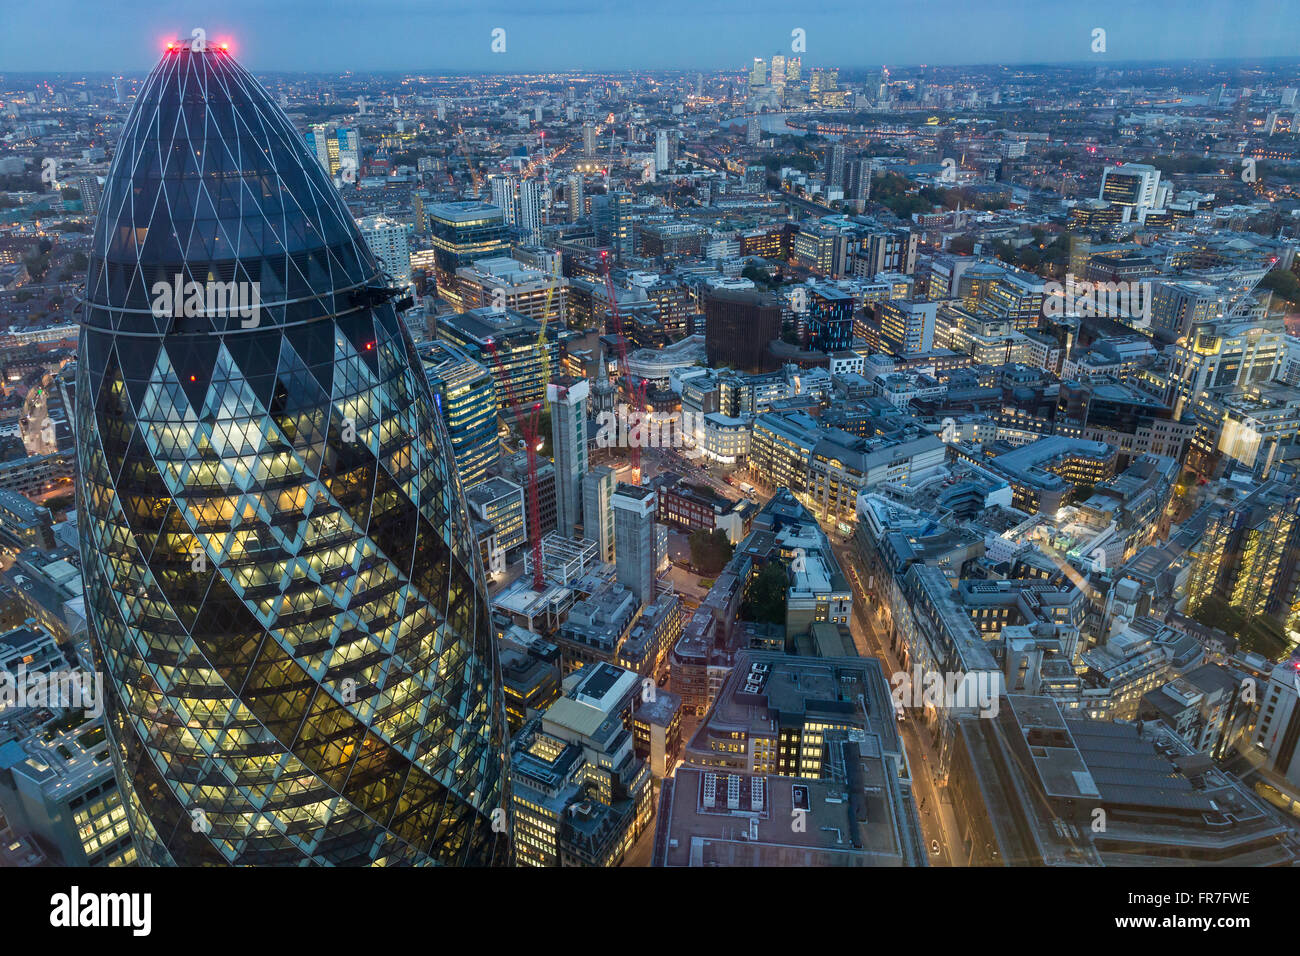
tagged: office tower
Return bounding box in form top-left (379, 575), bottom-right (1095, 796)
top-left (1148, 280), bottom-right (1221, 340)
top-left (746, 115), bottom-right (760, 145)
top-left (612, 483), bottom-right (657, 606)
top-left (1251, 654), bottom-right (1300, 787)
top-left (326, 133), bottom-right (340, 175)
top-left (76, 42), bottom-right (509, 866)
top-left (336, 126), bottom-right (360, 176)
top-left (877, 299), bottom-right (939, 354)
top-left (455, 257), bottom-right (564, 326)
top-left (1100, 163), bottom-right (1165, 222)
top-left (466, 476), bottom-right (528, 563)
top-left (582, 465), bottom-right (616, 563)
top-left (607, 190), bottom-right (633, 261)
top-left (655, 129), bottom-right (670, 173)
top-left (421, 340), bottom-right (501, 491)
top-left (74, 174), bottom-right (102, 215)
top-left (749, 58), bottom-right (766, 89)
top-left (824, 142), bottom-right (846, 191)
top-left (426, 200), bottom-right (511, 301)
top-left (112, 75), bottom-right (123, 104)
top-left (412, 191), bottom-right (429, 236)
top-left (357, 214), bottom-right (412, 286)
top-left (770, 54), bottom-right (786, 93)
top-left (855, 227), bottom-right (918, 275)
top-left (802, 284), bottom-right (856, 352)
top-left (304, 122), bottom-right (330, 172)
top-left (845, 158), bottom-right (872, 202)
top-left (1186, 482), bottom-right (1300, 635)
top-left (0, 626), bottom-right (134, 866)
top-left (567, 173), bottom-right (584, 223)
top-left (510, 662), bottom-right (653, 866)
top-left (1165, 312), bottom-right (1287, 414)
top-left (548, 377), bottom-right (590, 538)
top-left (704, 288), bottom-right (782, 373)
top-left (438, 308), bottom-right (558, 407)
top-left (583, 123), bottom-right (596, 156)
top-left (786, 56), bottom-right (801, 84)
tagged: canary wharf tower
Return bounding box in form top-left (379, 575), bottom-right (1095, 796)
top-left (76, 39), bottom-right (509, 865)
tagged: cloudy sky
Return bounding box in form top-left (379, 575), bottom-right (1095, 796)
top-left (2, 0), bottom-right (1297, 73)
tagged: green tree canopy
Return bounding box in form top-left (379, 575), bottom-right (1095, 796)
top-left (689, 528), bottom-right (734, 576)
top-left (743, 561), bottom-right (788, 626)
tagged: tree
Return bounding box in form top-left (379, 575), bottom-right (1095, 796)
top-left (689, 529), bottom-right (733, 576)
top-left (1260, 267), bottom-right (1300, 308)
top-left (742, 561), bottom-right (788, 626)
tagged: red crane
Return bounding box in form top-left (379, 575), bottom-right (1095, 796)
top-left (600, 251), bottom-right (648, 483)
top-left (483, 336), bottom-right (546, 592)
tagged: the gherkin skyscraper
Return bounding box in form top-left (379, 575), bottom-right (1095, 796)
top-left (75, 41), bottom-right (509, 865)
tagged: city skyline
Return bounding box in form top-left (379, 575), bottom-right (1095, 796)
top-left (3, 0), bottom-right (1300, 73)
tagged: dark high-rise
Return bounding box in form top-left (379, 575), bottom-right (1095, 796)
top-left (704, 288), bottom-right (782, 373)
top-left (76, 42), bottom-right (509, 865)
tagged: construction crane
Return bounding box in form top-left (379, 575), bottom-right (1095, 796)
top-left (536, 275), bottom-right (560, 413)
top-left (455, 123), bottom-right (483, 193)
top-left (601, 250), bottom-right (648, 483)
top-left (483, 336), bottom-right (546, 592)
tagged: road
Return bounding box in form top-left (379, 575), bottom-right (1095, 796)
top-left (640, 445), bottom-right (744, 501)
top-left (831, 538), bottom-right (962, 867)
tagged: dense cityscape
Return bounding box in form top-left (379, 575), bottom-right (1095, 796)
top-left (0, 7), bottom-right (1299, 908)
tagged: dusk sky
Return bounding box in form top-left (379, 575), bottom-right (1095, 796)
top-left (2, 0), bottom-right (1299, 73)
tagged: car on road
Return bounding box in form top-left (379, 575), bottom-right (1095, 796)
top-left (930, 840), bottom-right (940, 855)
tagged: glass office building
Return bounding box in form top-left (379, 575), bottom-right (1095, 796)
top-left (420, 340), bottom-right (501, 492)
top-left (75, 43), bottom-right (509, 865)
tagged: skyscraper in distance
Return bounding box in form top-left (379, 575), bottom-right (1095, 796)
top-left (76, 39), bottom-right (509, 866)
top-left (567, 173), bottom-right (584, 223)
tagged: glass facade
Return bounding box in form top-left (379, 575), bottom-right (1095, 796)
top-left (76, 44), bottom-right (509, 865)
top-left (420, 340), bottom-right (501, 491)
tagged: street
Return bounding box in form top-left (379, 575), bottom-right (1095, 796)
top-left (831, 538), bottom-right (963, 867)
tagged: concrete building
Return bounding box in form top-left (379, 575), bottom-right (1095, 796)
top-left (582, 465), bottom-right (617, 563)
top-left (549, 377), bottom-right (590, 538)
top-left (612, 483), bottom-right (659, 606)
top-left (949, 695), bottom-right (1298, 865)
